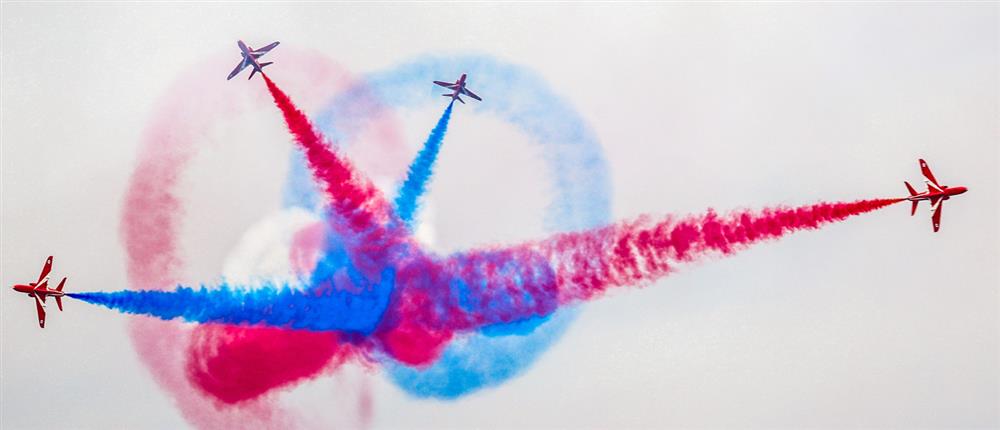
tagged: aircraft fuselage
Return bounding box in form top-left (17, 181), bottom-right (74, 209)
top-left (449, 74), bottom-right (468, 97)
top-left (12, 283), bottom-right (64, 299)
top-left (237, 40), bottom-right (262, 70)
top-left (906, 186), bottom-right (968, 202)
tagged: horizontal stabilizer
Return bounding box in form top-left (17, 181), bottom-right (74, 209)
top-left (904, 181), bottom-right (918, 197)
top-left (910, 200), bottom-right (918, 216)
top-left (56, 277), bottom-right (66, 311)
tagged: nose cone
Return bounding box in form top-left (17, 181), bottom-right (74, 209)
top-left (954, 186), bottom-right (968, 195)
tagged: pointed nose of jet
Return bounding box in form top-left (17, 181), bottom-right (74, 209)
top-left (953, 186), bottom-right (968, 195)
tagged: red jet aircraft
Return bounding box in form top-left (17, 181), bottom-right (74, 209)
top-left (433, 74), bottom-right (482, 104)
top-left (11, 256), bottom-right (67, 328)
top-left (904, 159), bottom-right (968, 232)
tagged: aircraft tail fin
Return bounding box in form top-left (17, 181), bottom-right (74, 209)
top-left (904, 181), bottom-right (918, 196)
top-left (56, 296), bottom-right (63, 312)
top-left (259, 62), bottom-right (273, 68)
top-left (910, 200), bottom-right (918, 216)
top-left (56, 277), bottom-right (66, 292)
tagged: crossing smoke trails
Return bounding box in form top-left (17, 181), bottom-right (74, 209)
top-left (73, 71), bottom-right (903, 404)
top-left (261, 74), bottom-right (413, 281)
top-left (108, 53), bottom-right (385, 426)
top-left (69, 196), bottom-right (903, 358)
top-left (353, 55), bottom-right (611, 399)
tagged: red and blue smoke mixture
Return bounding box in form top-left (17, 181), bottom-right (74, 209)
top-left (68, 54), bottom-right (900, 422)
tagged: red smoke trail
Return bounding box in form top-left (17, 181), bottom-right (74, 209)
top-left (121, 54), bottom-right (405, 426)
top-left (186, 325), bottom-right (354, 404)
top-left (373, 198), bottom-right (901, 366)
top-left (122, 57), bottom-right (299, 428)
top-left (262, 74), bottom-right (413, 279)
top-left (538, 198), bottom-right (903, 301)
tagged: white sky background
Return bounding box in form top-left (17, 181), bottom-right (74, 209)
top-left (2, 3), bottom-right (998, 429)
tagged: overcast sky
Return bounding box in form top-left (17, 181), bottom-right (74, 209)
top-left (2, 3), bottom-right (997, 429)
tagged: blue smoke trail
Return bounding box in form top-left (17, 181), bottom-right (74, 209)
top-left (271, 92), bottom-right (455, 335)
top-left (394, 102), bottom-right (454, 228)
top-left (68, 274), bottom-right (394, 334)
top-left (311, 55), bottom-right (611, 399)
top-left (77, 54), bottom-right (609, 400)
top-left (67, 245), bottom-right (562, 335)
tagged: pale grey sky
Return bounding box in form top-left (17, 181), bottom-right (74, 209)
top-left (2, 3), bottom-right (997, 429)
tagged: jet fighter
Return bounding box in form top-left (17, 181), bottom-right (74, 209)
top-left (433, 73), bottom-right (482, 104)
top-left (11, 256), bottom-right (67, 328)
top-left (904, 159), bottom-right (968, 232)
top-left (227, 40), bottom-right (279, 80)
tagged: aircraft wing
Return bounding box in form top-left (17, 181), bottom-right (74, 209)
top-left (36, 256), bottom-right (53, 284)
top-left (919, 159), bottom-right (941, 188)
top-left (227, 59), bottom-right (248, 80)
top-left (253, 41), bottom-right (279, 54)
top-left (434, 81), bottom-right (458, 89)
top-left (34, 295), bottom-right (46, 328)
top-left (461, 87), bottom-right (482, 101)
top-left (931, 199), bottom-right (943, 232)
